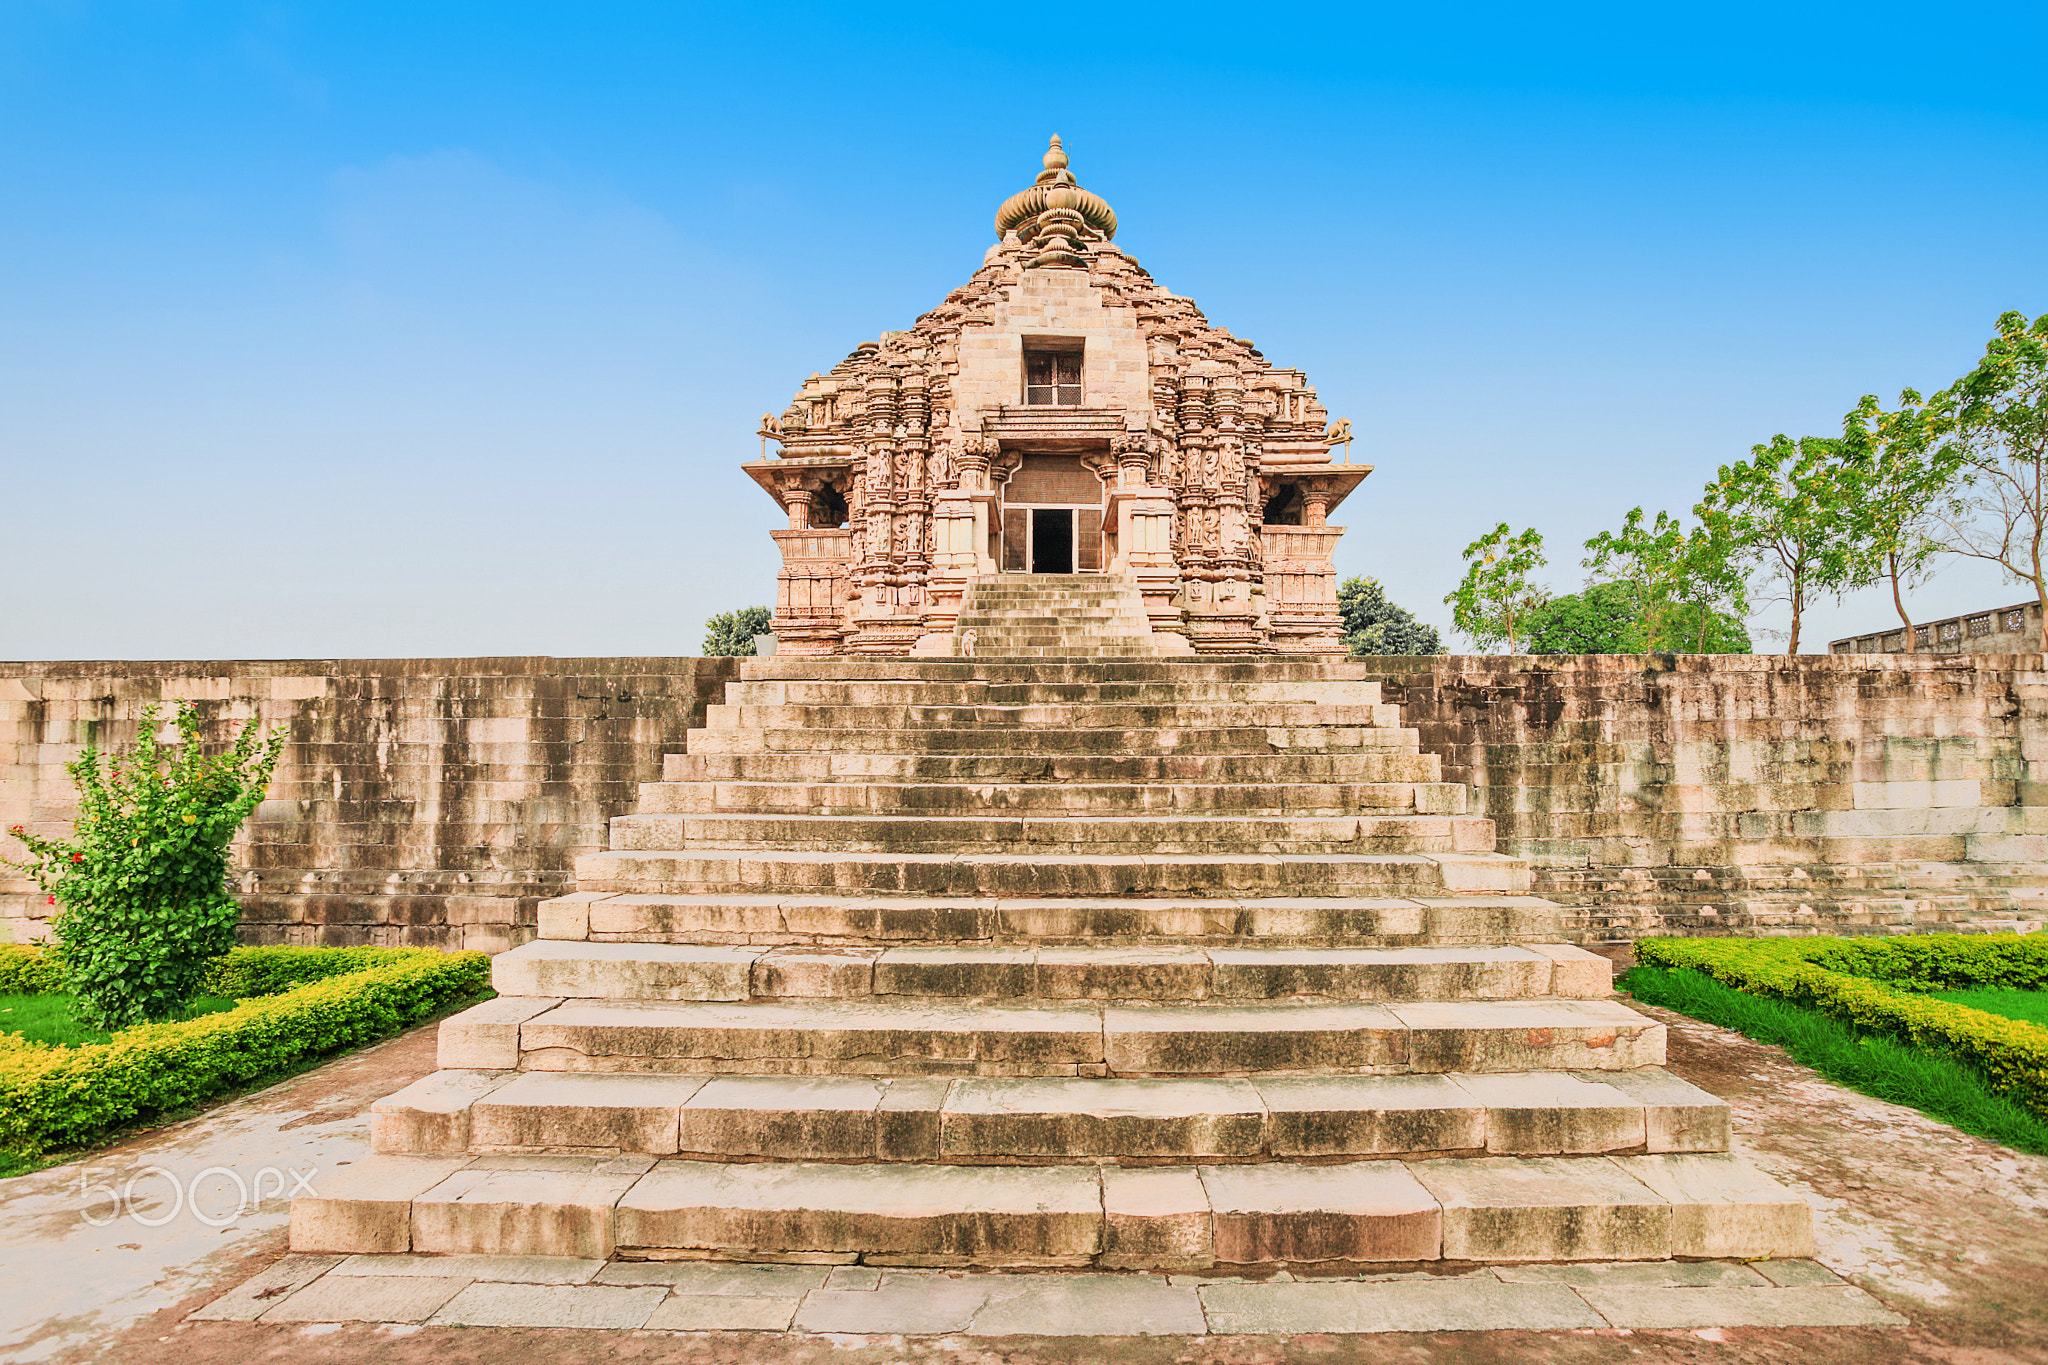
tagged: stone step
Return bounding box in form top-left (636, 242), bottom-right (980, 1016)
top-left (721, 679), bottom-right (1384, 706)
top-left (291, 1151), bottom-right (1811, 1266)
top-left (738, 659), bottom-right (1376, 684)
top-left (661, 750), bottom-right (1446, 785)
top-left (701, 702), bottom-right (1402, 730)
top-left (684, 726), bottom-right (1423, 756)
top-left (605, 812), bottom-right (1499, 856)
top-left (438, 995), bottom-right (1661, 1078)
top-left (541, 892), bottom-right (1562, 946)
top-left (572, 849), bottom-right (1533, 898)
top-left (634, 779), bottom-right (1470, 817)
top-left (371, 1067), bottom-right (1728, 1161)
top-left (489, 939), bottom-right (1612, 1003)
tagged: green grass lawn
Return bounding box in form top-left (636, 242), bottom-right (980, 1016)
top-left (1619, 965), bottom-right (2048, 1156)
top-left (1928, 987), bottom-right (2048, 1027)
top-left (0, 991), bottom-right (238, 1047)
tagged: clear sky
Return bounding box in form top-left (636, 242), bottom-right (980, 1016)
top-left (3, 2), bottom-right (2045, 659)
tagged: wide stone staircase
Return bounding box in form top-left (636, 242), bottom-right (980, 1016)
top-left (294, 599), bottom-right (1814, 1272)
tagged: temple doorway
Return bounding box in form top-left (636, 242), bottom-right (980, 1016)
top-left (1000, 453), bottom-right (1101, 574)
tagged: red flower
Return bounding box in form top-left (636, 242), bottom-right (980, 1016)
top-left (6, 825), bottom-right (20, 836)
top-left (71, 852), bottom-right (83, 863)
top-left (46, 894), bottom-right (56, 905)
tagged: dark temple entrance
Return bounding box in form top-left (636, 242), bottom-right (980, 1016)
top-left (1031, 508), bottom-right (1074, 573)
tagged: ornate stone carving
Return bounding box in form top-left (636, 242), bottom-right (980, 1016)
top-left (744, 138), bottom-right (1367, 656)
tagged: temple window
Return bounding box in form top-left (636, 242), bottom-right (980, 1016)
top-left (1023, 344), bottom-right (1083, 406)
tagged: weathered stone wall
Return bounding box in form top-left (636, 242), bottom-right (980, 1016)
top-left (6, 653), bottom-right (2043, 950)
top-left (1352, 653), bottom-right (2048, 942)
top-left (0, 659), bottom-right (739, 951)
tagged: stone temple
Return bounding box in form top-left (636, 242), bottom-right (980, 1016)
top-left (290, 142), bottom-right (1814, 1281)
top-left (745, 136), bottom-right (1367, 657)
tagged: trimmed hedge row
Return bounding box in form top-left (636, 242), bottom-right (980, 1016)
top-left (0, 943), bottom-right (420, 1001)
top-left (0, 946), bottom-right (490, 1156)
top-left (1636, 934), bottom-right (2048, 1120)
top-left (0, 944), bottom-right (65, 994)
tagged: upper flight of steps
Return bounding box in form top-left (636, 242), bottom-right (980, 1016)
top-left (951, 574), bottom-right (1164, 658)
top-left (293, 624), bottom-right (1813, 1271)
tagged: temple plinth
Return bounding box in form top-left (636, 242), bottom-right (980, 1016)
top-left (745, 136), bottom-right (1369, 657)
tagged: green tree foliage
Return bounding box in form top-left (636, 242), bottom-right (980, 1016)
top-left (1336, 576), bottom-right (1443, 656)
top-left (1521, 581), bottom-right (1640, 653)
top-left (1933, 311), bottom-right (2048, 651)
top-left (5, 703), bottom-right (283, 1029)
top-left (1701, 435), bottom-right (1857, 653)
top-left (1522, 581), bottom-right (1749, 654)
top-left (1836, 387), bottom-right (1959, 653)
top-left (703, 606), bottom-right (773, 657)
top-left (1444, 524), bottom-right (1547, 652)
top-left (1584, 508), bottom-right (1749, 653)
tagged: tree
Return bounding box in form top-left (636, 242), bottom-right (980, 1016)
top-left (1522, 581), bottom-right (1642, 653)
top-left (1522, 580), bottom-right (1750, 654)
top-left (1583, 508), bottom-right (1749, 653)
top-left (1932, 311), bottom-right (2048, 652)
top-left (1701, 434), bottom-right (1856, 653)
top-left (1444, 524), bottom-right (1547, 652)
top-left (5, 702), bottom-right (283, 1028)
top-left (1337, 576), bottom-right (1444, 655)
top-left (703, 606), bottom-right (773, 657)
top-left (1836, 387), bottom-right (1960, 653)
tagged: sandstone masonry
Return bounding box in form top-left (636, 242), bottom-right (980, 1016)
top-left (746, 137), bottom-right (1366, 657)
top-left (5, 652), bottom-right (2044, 948)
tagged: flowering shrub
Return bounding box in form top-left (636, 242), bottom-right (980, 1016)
top-left (5, 702), bottom-right (283, 1029)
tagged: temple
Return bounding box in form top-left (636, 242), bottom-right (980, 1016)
top-left (745, 136), bottom-right (1368, 657)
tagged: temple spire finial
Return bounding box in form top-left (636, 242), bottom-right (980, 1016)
top-left (1038, 134), bottom-right (1070, 184)
top-left (996, 136), bottom-right (1118, 253)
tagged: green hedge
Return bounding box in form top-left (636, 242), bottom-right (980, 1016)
top-left (0, 944), bottom-right (65, 994)
top-left (0, 946), bottom-right (491, 1156)
top-left (1636, 934), bottom-right (2048, 1120)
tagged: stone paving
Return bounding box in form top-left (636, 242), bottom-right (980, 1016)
top-left (13, 1002), bottom-right (2048, 1363)
top-left (190, 1252), bottom-right (1904, 1335)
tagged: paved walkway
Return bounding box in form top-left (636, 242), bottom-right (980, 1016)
top-left (4, 1001), bottom-right (2046, 1364)
top-left (189, 1252), bottom-right (1901, 1335)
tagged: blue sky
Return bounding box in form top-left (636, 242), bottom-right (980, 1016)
top-left (3, 2), bottom-right (2045, 658)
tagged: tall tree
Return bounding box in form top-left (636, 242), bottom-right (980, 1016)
top-left (1336, 576), bottom-right (1444, 656)
top-left (1444, 524), bottom-right (1547, 652)
top-left (1520, 581), bottom-right (1751, 654)
top-left (1933, 311), bottom-right (2048, 652)
top-left (1836, 388), bottom-right (1958, 653)
top-left (1584, 508), bottom-right (1749, 653)
top-left (1700, 435), bottom-right (1856, 653)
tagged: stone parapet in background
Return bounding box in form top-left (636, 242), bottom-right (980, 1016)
top-left (1351, 653), bottom-right (2048, 941)
top-left (0, 659), bottom-right (738, 951)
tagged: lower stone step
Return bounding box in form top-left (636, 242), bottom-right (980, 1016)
top-left (436, 995), bottom-right (1664, 1078)
top-left (572, 850), bottom-right (1533, 898)
top-left (662, 751), bottom-right (1446, 784)
top-left (604, 812), bottom-right (1499, 856)
top-left (539, 892), bottom-right (1564, 946)
top-left (291, 1152), bottom-right (1813, 1267)
top-left (372, 1067), bottom-right (1729, 1160)
top-left (633, 778), bottom-right (1472, 817)
top-left (683, 725), bottom-right (1422, 757)
top-left (488, 939), bottom-right (1612, 1004)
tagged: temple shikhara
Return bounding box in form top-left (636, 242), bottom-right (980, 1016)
top-left (746, 137), bottom-right (1367, 656)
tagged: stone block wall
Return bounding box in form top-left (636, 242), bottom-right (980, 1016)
top-left (1351, 653), bottom-right (2048, 942)
top-left (0, 658), bottom-right (739, 951)
top-left (5, 653), bottom-right (2044, 951)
